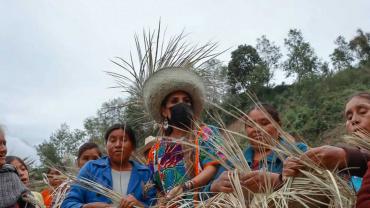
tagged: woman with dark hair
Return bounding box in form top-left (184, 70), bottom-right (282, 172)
top-left (283, 91), bottom-right (370, 207)
top-left (6, 156), bottom-right (45, 207)
top-left (210, 103), bottom-right (307, 193)
top-left (0, 126), bottom-right (37, 208)
top-left (105, 25), bottom-right (226, 206)
top-left (41, 167), bottom-right (64, 208)
top-left (76, 142), bottom-right (102, 168)
top-left (143, 68), bottom-right (223, 205)
top-left (47, 143), bottom-right (101, 207)
top-left (62, 124), bottom-right (156, 208)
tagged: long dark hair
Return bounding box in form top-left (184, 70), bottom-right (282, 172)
top-left (6, 156), bottom-right (28, 171)
top-left (104, 123), bottom-right (136, 149)
top-left (77, 142), bottom-right (102, 159)
top-left (246, 103), bottom-right (281, 125)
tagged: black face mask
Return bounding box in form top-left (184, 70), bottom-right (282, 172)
top-left (166, 103), bottom-right (194, 135)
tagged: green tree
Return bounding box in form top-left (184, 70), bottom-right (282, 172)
top-left (349, 29), bottom-right (370, 65)
top-left (283, 29), bottom-right (319, 81)
top-left (84, 97), bottom-right (154, 147)
top-left (256, 35), bottom-right (282, 86)
top-left (84, 98), bottom-right (126, 146)
top-left (227, 45), bottom-right (270, 94)
top-left (330, 36), bottom-right (354, 71)
top-left (195, 59), bottom-right (229, 103)
top-left (36, 123), bottom-right (86, 167)
top-left (123, 96), bottom-right (155, 146)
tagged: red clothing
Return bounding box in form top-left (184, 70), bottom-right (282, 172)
top-left (41, 188), bottom-right (53, 208)
top-left (252, 160), bottom-right (260, 171)
top-left (357, 161), bottom-right (370, 208)
top-left (339, 145), bottom-right (370, 176)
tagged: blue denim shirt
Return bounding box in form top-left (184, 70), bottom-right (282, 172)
top-left (61, 156), bottom-right (156, 208)
top-left (243, 139), bottom-right (308, 173)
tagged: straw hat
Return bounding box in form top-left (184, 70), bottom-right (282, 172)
top-left (137, 136), bottom-right (160, 158)
top-left (143, 67), bottom-right (206, 123)
top-left (144, 136), bottom-right (157, 152)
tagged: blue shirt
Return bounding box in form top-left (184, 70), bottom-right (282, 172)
top-left (351, 176), bottom-right (363, 192)
top-left (243, 139), bottom-right (308, 173)
top-left (203, 138), bottom-right (308, 197)
top-left (61, 156), bottom-right (156, 208)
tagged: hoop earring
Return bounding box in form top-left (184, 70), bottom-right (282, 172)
top-left (163, 118), bottom-right (169, 130)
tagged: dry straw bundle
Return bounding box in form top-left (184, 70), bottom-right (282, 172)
top-left (191, 97), bottom-right (356, 208)
top-left (344, 130), bottom-right (370, 152)
top-left (105, 22), bottom-right (356, 207)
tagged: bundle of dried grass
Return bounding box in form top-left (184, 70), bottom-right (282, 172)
top-left (198, 96), bottom-right (356, 208)
top-left (343, 130), bottom-right (370, 151)
top-left (107, 21), bottom-right (223, 129)
top-left (256, 170), bottom-right (355, 208)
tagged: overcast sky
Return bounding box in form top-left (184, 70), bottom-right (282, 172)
top-left (1, 0), bottom-right (369, 161)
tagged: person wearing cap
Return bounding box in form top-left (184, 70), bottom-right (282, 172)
top-left (143, 67), bottom-right (222, 204)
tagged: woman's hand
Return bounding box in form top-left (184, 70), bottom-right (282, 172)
top-left (240, 171), bottom-right (282, 193)
top-left (118, 194), bottom-right (145, 208)
top-left (283, 146), bottom-right (347, 177)
top-left (210, 171), bottom-right (234, 193)
top-left (302, 145), bottom-right (347, 170)
top-left (283, 157), bottom-right (306, 177)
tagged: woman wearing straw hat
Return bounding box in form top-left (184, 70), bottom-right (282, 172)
top-left (106, 24), bottom-right (223, 206)
top-left (143, 67), bottom-right (221, 205)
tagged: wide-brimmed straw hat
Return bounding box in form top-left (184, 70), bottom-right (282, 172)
top-left (143, 136), bottom-right (157, 153)
top-left (143, 67), bottom-right (206, 123)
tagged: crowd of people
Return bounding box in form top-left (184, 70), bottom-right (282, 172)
top-left (0, 28), bottom-right (369, 207)
top-left (1, 62), bottom-right (370, 207)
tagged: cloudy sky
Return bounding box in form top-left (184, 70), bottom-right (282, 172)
top-left (1, 0), bottom-right (369, 161)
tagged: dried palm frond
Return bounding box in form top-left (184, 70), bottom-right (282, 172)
top-left (343, 129), bottom-right (370, 151)
top-left (22, 192), bottom-right (44, 208)
top-left (200, 93), bottom-right (355, 208)
top-left (51, 164), bottom-right (157, 208)
top-left (41, 169), bottom-right (71, 208)
top-left (55, 171), bottom-right (144, 208)
top-left (105, 20), bottom-right (358, 206)
top-left (67, 174), bottom-right (122, 203)
top-left (50, 179), bottom-right (71, 208)
top-left (39, 162), bottom-right (77, 208)
top-left (106, 21), bottom-right (223, 128)
top-left (255, 169), bottom-right (355, 208)
top-left (131, 151), bottom-right (147, 165)
top-left (162, 117), bottom-right (272, 206)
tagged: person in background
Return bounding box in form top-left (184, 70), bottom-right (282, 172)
top-left (0, 126), bottom-right (36, 208)
top-left (76, 142), bottom-right (102, 169)
top-left (6, 156), bottom-right (45, 207)
top-left (140, 136), bottom-right (157, 162)
top-left (62, 123), bottom-right (156, 208)
top-left (41, 167), bottom-right (64, 208)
